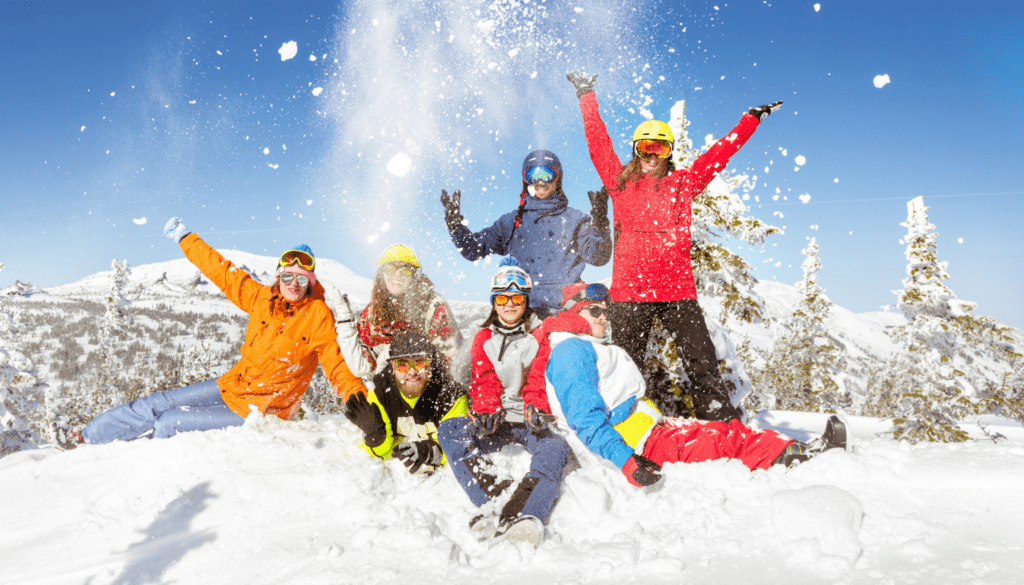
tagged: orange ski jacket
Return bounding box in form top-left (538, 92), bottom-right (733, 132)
top-left (180, 233), bottom-right (366, 419)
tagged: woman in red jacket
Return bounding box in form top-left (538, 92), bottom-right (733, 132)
top-left (567, 71), bottom-right (781, 422)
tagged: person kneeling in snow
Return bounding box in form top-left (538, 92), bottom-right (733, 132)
top-left (344, 329), bottom-right (468, 475)
top-left (527, 282), bottom-right (847, 487)
top-left (47, 218), bottom-right (368, 451)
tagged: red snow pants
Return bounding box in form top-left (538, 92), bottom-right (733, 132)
top-left (640, 418), bottom-right (793, 471)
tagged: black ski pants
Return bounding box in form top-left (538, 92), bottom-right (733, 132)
top-left (611, 299), bottom-right (741, 422)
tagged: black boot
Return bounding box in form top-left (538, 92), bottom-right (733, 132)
top-left (774, 415), bottom-right (849, 468)
top-left (465, 455), bottom-right (514, 498)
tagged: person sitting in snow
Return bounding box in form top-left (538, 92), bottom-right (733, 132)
top-left (566, 70), bottom-right (784, 423)
top-left (439, 149), bottom-right (612, 318)
top-left (323, 244), bottom-right (465, 382)
top-left (437, 258), bottom-right (572, 547)
top-left (47, 218), bottom-right (367, 451)
top-left (343, 329), bottom-right (468, 475)
top-left (525, 282), bottom-right (847, 487)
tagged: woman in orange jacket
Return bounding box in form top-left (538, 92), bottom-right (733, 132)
top-left (48, 217), bottom-right (366, 450)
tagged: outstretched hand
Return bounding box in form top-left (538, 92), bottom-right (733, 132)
top-left (587, 186), bottom-right (610, 230)
top-left (163, 217), bottom-right (192, 243)
top-left (344, 392), bottom-right (386, 447)
top-left (566, 71), bottom-right (598, 98)
top-left (323, 283), bottom-right (355, 323)
top-left (440, 189), bottom-right (465, 232)
top-left (748, 100), bottom-right (783, 121)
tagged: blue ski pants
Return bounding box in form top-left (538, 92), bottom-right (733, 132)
top-left (438, 417), bottom-right (570, 522)
top-left (83, 378), bottom-right (245, 444)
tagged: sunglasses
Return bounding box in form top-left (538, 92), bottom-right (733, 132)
top-left (494, 293), bottom-right (527, 307)
top-left (583, 305), bottom-right (609, 319)
top-left (393, 358), bottom-right (431, 374)
top-left (279, 273), bottom-right (310, 287)
top-left (634, 139), bottom-right (672, 159)
top-left (523, 165), bottom-right (559, 185)
top-left (280, 250), bottom-right (315, 270)
top-left (382, 263), bottom-right (417, 279)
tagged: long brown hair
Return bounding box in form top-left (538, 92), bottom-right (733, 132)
top-left (616, 156), bottom-right (676, 192)
top-left (480, 304), bottom-right (535, 331)
top-left (366, 270), bottom-right (435, 326)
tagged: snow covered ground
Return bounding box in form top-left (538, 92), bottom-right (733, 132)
top-left (2, 411), bottom-right (1024, 585)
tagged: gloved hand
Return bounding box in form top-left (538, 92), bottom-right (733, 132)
top-left (323, 283), bottom-right (355, 323)
top-left (344, 392), bottom-right (386, 448)
top-left (163, 217), bottom-right (192, 243)
top-left (469, 409), bottom-right (504, 437)
top-left (587, 186), bottom-right (610, 230)
top-left (622, 453), bottom-right (662, 487)
top-left (748, 100), bottom-right (783, 121)
top-left (524, 403), bottom-right (558, 434)
top-left (440, 190), bottom-right (466, 232)
top-left (566, 71), bottom-right (598, 98)
top-left (394, 440), bottom-right (444, 474)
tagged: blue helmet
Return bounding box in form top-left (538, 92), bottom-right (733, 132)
top-left (521, 150), bottom-right (563, 188)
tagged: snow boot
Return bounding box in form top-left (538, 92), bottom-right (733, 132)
top-left (493, 515), bottom-right (543, 547)
top-left (468, 513), bottom-right (500, 541)
top-left (465, 456), bottom-right (514, 499)
top-left (47, 423), bottom-right (86, 452)
top-left (774, 415), bottom-right (848, 468)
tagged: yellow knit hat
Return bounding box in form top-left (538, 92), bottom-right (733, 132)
top-left (377, 244), bottom-right (420, 268)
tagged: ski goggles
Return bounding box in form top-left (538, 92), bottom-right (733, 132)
top-left (523, 165), bottom-right (559, 185)
top-left (279, 273), bottom-right (310, 287)
top-left (582, 305), bottom-right (609, 319)
top-left (381, 263), bottom-right (418, 280)
top-left (493, 293), bottom-right (527, 307)
top-left (280, 249), bottom-right (315, 271)
top-left (490, 268), bottom-right (533, 294)
top-left (392, 357), bottom-right (431, 374)
top-left (633, 139), bottom-right (673, 159)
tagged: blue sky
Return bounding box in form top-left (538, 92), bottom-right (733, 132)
top-left (2, 0), bottom-right (1022, 328)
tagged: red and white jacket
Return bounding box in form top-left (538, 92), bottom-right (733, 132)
top-left (468, 315), bottom-right (542, 423)
top-left (579, 92), bottom-right (761, 303)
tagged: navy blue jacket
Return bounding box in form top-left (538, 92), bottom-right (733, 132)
top-left (449, 193), bottom-right (611, 311)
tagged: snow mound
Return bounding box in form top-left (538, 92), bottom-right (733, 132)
top-left (771, 485), bottom-right (864, 574)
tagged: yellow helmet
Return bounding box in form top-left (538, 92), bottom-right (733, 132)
top-left (632, 120), bottom-right (674, 144)
top-left (377, 244), bottom-right (420, 268)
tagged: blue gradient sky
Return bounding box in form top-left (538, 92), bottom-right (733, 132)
top-left (2, 0), bottom-right (1022, 327)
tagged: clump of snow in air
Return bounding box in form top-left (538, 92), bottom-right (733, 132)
top-left (387, 152), bottom-right (413, 178)
top-left (132, 217), bottom-right (147, 225)
top-left (834, 178), bottom-right (840, 183)
top-left (814, 3), bottom-right (821, 12)
top-left (367, 233), bottom-right (380, 244)
top-left (109, 92), bottom-right (115, 97)
top-left (263, 147), bottom-right (270, 155)
top-left (958, 237), bottom-right (964, 243)
top-left (379, 221), bottom-right (391, 233)
top-left (799, 193), bottom-right (811, 204)
top-left (312, 87), bottom-right (324, 96)
top-left (268, 163), bottom-right (279, 169)
top-left (80, 126), bottom-right (86, 132)
top-left (309, 54), bottom-right (317, 62)
top-left (574, 6), bottom-right (584, 13)
top-left (278, 41), bottom-right (298, 61)
top-left (795, 155), bottom-right (806, 166)
top-left (508, 48), bottom-right (519, 58)
top-left (873, 74), bottom-right (891, 88)
top-left (306, 200), bottom-right (313, 206)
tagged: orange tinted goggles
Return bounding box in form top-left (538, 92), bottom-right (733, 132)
top-left (634, 139), bottom-right (672, 159)
top-left (494, 293), bottom-right (527, 307)
top-left (393, 358), bottom-right (431, 374)
top-left (280, 250), bottom-right (315, 270)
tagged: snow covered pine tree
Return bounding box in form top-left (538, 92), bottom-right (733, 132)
top-left (91, 259), bottom-right (133, 414)
top-left (0, 262), bottom-right (46, 455)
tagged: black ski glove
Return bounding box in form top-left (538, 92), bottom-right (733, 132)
top-left (344, 392), bottom-right (386, 448)
top-left (566, 71), bottom-right (598, 98)
top-left (622, 453), bottom-right (662, 487)
top-left (524, 404), bottom-right (558, 434)
top-left (469, 409), bottom-right (505, 437)
top-left (748, 100), bottom-right (783, 121)
top-left (587, 186), bottom-right (610, 231)
top-left (394, 440), bottom-right (444, 474)
top-left (440, 189), bottom-right (465, 232)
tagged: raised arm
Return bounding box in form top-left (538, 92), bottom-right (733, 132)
top-left (568, 72), bottom-right (625, 192)
top-left (171, 220), bottom-right (262, 314)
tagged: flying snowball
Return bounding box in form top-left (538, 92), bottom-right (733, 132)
top-left (132, 217), bottom-right (147, 225)
top-left (387, 152), bottom-right (413, 177)
top-left (268, 163), bottom-right (279, 169)
top-left (263, 147), bottom-right (270, 155)
top-left (799, 193), bottom-right (811, 203)
top-left (508, 48), bottom-right (520, 58)
top-left (574, 6), bottom-right (584, 12)
top-left (80, 126), bottom-right (86, 132)
top-left (278, 41), bottom-right (298, 61)
top-left (312, 87), bottom-right (323, 96)
top-left (873, 74), bottom-right (891, 88)
top-left (834, 178), bottom-right (839, 182)
top-left (367, 234), bottom-right (380, 244)
top-left (110, 92), bottom-right (115, 97)
top-left (958, 237), bottom-right (964, 244)
top-left (794, 155), bottom-right (806, 166)
top-left (309, 55), bottom-right (316, 62)
top-left (306, 200), bottom-right (313, 206)
top-left (814, 3), bottom-right (821, 12)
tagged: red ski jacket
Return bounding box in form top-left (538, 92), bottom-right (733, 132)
top-left (579, 92), bottom-right (761, 302)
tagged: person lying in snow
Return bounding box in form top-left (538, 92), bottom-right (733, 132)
top-left (324, 244), bottom-right (465, 382)
top-left (343, 329), bottom-right (467, 475)
top-left (437, 258), bottom-right (572, 547)
top-left (47, 218), bottom-right (367, 451)
top-left (567, 70), bottom-right (783, 423)
top-left (440, 149), bottom-right (612, 318)
top-left (526, 281), bottom-right (847, 487)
